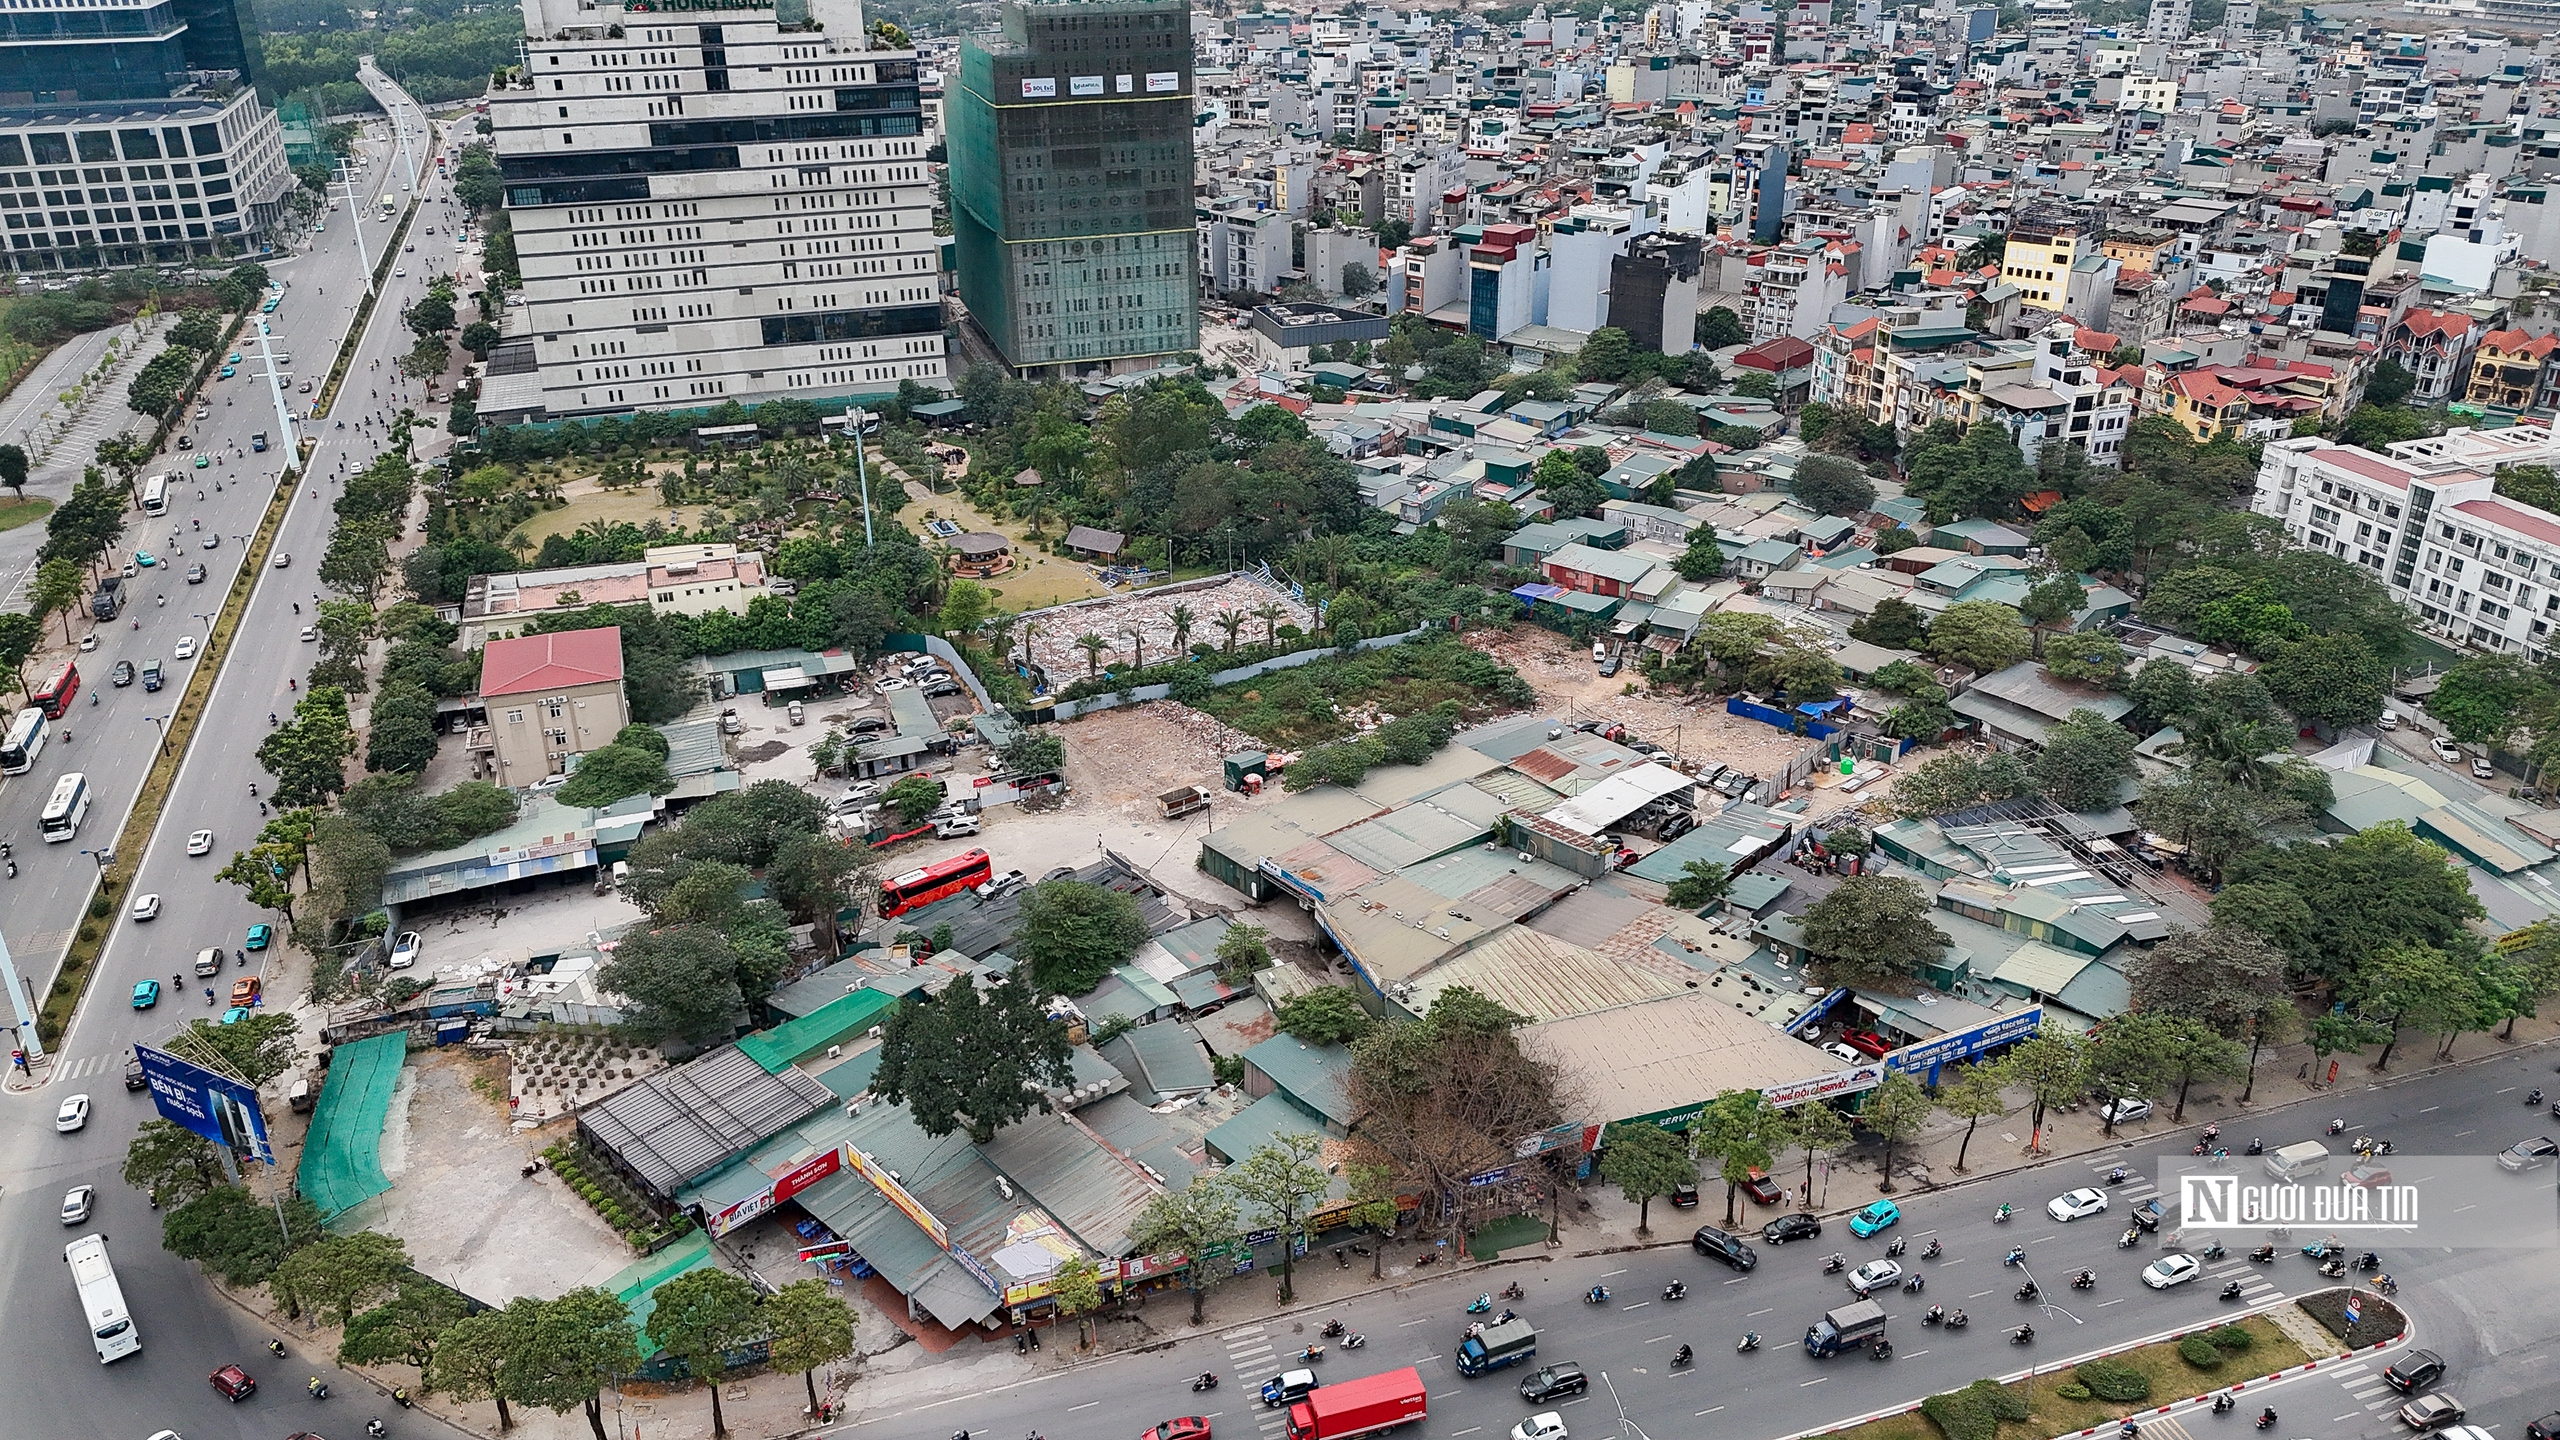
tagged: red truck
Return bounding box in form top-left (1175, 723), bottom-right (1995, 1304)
top-left (1285, 1366), bottom-right (1428, 1440)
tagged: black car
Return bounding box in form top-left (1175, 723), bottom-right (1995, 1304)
top-left (1519, 1364), bottom-right (1589, 1404)
top-left (2384, 1349), bottom-right (2446, 1393)
top-left (2130, 1197), bottom-right (2165, 1232)
top-left (1669, 1182), bottom-right (1699, 1209)
top-left (2524, 1412), bottom-right (2560, 1440)
top-left (122, 1054), bottom-right (146, 1090)
top-left (109, 659), bottom-right (136, 686)
top-left (1691, 1224), bottom-right (1759, 1271)
top-left (1761, 1213), bottom-right (1822, 1245)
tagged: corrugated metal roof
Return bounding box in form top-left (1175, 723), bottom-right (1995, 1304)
top-left (1520, 883), bottom-right (1660, 950)
top-left (1104, 1023), bottom-right (1216, 1104)
top-left (1524, 991), bottom-right (1849, 1124)
top-left (1270, 836), bottom-right (1382, 903)
top-left (1470, 770), bottom-right (1565, 813)
top-left (1545, 762), bottom-right (1699, 836)
top-left (1329, 801), bottom-right (1496, 872)
top-left (581, 1046), bottom-right (835, 1196)
top-left (2418, 804), bottom-right (2554, 875)
top-left (1398, 847), bottom-right (1583, 903)
top-left (977, 1106), bottom-right (1171, 1257)
top-left (1988, 939), bottom-right (2097, 995)
top-left (1241, 1034), bottom-right (1358, 1128)
top-left (1350, 740), bottom-right (1506, 808)
top-left (1409, 926), bottom-right (1689, 1021)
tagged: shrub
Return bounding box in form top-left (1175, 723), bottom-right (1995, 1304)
top-left (1921, 1378), bottom-right (2027, 1440)
top-left (2055, 1383), bottom-right (2093, 1401)
top-left (2074, 1359), bottom-right (2151, 1402)
top-left (2179, 1335), bottom-right (2225, 1368)
top-left (2208, 1324), bottom-right (2254, 1352)
top-left (2297, 1289), bottom-right (2401, 1341)
top-left (87, 894), bottom-right (112, 918)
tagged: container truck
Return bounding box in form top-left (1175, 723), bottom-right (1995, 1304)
top-left (1285, 1366), bottom-right (1428, 1440)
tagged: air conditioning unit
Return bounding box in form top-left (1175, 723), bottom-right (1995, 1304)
top-left (826, 1045), bottom-right (842, 1059)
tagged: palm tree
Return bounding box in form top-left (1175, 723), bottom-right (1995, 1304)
top-left (1075, 633), bottom-right (1108, 679)
top-left (1123, 625), bottom-right (1145, 673)
top-left (1169, 603), bottom-right (1196, 656)
top-left (1216, 609), bottom-right (1247, 655)
top-left (1252, 601), bottom-right (1287, 647)
top-left (1297, 533), bottom-right (1356, 588)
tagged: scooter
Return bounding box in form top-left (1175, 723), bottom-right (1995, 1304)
top-left (2202, 1243), bottom-right (2226, 1261)
top-left (2106, 1167), bottom-right (2130, 1185)
top-left (2250, 1245), bottom-right (2276, 1263)
top-left (1944, 1311), bottom-right (1969, 1330)
top-left (1500, 1282), bottom-right (1524, 1301)
top-left (1342, 1333), bottom-right (1364, 1350)
top-left (2118, 1228), bottom-right (2142, 1249)
top-left (1673, 1345), bottom-right (1696, 1367)
top-left (1733, 1333), bottom-right (1757, 1354)
top-left (2256, 1411), bottom-right (2278, 1431)
top-left (1823, 1254), bottom-right (1847, 1275)
top-left (2003, 1248), bottom-right (2026, 1267)
top-left (308, 1379), bottom-right (330, 1401)
top-left (1190, 1372), bottom-right (1219, 1393)
top-left (1662, 1281), bottom-right (1687, 1301)
top-left (2016, 1282), bottom-right (2039, 1301)
top-left (2244, 1139), bottom-right (2265, 1156)
top-left (1467, 1294), bottom-right (1493, 1315)
top-left (2071, 1271), bottom-right (2096, 1290)
top-left (1923, 1306), bottom-right (1945, 1325)
top-left (1922, 1239), bottom-right (1942, 1260)
top-left (1886, 1237), bottom-right (1907, 1257)
top-left (1994, 1205), bottom-right (2014, 1223)
top-left (1321, 1319), bottom-right (1346, 1338)
top-left (1903, 1274), bottom-right (1926, 1294)
top-left (2328, 1119), bottom-right (2346, 1135)
top-left (2220, 1281), bottom-right (2245, 1300)
top-left (1297, 1345), bottom-right (1324, 1364)
top-left (1584, 1286), bottom-right (1610, 1304)
top-left (2011, 1325), bottom-right (2035, 1345)
top-left (2212, 1394), bottom-right (2236, 1416)
top-left (1870, 1338), bottom-right (1894, 1361)
top-left (2356, 1252), bottom-right (2381, 1272)
top-left (367, 1421), bottom-right (387, 1439)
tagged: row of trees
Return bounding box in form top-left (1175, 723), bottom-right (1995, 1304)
top-left (129, 1117), bottom-right (851, 1437)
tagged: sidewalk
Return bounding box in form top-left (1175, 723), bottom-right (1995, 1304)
top-left (380, 1015), bottom-right (2560, 1440)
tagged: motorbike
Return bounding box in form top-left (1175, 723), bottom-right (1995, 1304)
top-left (1662, 1281), bottom-right (1687, 1301)
top-left (2011, 1325), bottom-right (2035, 1345)
top-left (2328, 1119), bottom-right (2346, 1135)
top-left (1822, 1254), bottom-right (1847, 1275)
top-left (1923, 1306), bottom-right (1945, 1326)
top-left (1903, 1275), bottom-right (1926, 1294)
top-left (2320, 1258), bottom-right (2347, 1278)
top-left (2532, 1090), bottom-right (2545, 1107)
top-left (1733, 1334), bottom-right (1757, 1354)
top-left (2202, 1243), bottom-right (2227, 1261)
top-left (2220, 1281), bottom-right (2245, 1300)
top-left (2016, 1282), bottom-right (2040, 1301)
top-left (308, 1379), bottom-right (330, 1401)
top-left (2250, 1245), bottom-right (2276, 1263)
top-left (1342, 1333), bottom-right (1365, 1350)
top-left (2202, 1124), bottom-right (2220, 1143)
top-left (1995, 1205), bottom-right (2014, 1224)
top-left (2303, 1239), bottom-right (2341, 1260)
top-left (2122, 1422), bottom-right (2141, 1440)
top-left (2106, 1167), bottom-right (2130, 1186)
top-left (2003, 1248), bottom-right (2026, 1267)
top-left (1500, 1282), bottom-right (1524, 1301)
top-left (1944, 1311), bottom-right (1969, 1330)
top-left (1870, 1338), bottom-right (1894, 1361)
top-left (2257, 1411), bottom-right (2279, 1431)
top-left (1886, 1237), bottom-right (1907, 1257)
top-left (2192, 1141), bottom-right (2211, 1157)
top-left (1297, 1345), bottom-right (1324, 1364)
top-left (1673, 1345), bottom-right (1696, 1367)
top-left (1467, 1294), bottom-right (1493, 1315)
top-left (2118, 1228), bottom-right (2142, 1249)
top-left (2375, 1274), bottom-right (2399, 1295)
top-left (366, 1422), bottom-right (386, 1439)
top-left (1584, 1286), bottom-right (1610, 1305)
top-left (269, 1338), bottom-right (286, 1357)
top-left (2213, 1395), bottom-right (2237, 1416)
top-left (2356, 1252), bottom-right (2381, 1272)
top-left (1922, 1239), bottom-right (1942, 1260)
top-left (2071, 1271), bottom-right (2096, 1290)
top-left (1321, 1319), bottom-right (1346, 1338)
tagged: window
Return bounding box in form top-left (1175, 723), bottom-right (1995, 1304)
top-left (506, 709), bottom-right (524, 723)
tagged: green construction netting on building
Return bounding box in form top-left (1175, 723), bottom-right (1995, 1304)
top-left (612, 1229), bottom-right (718, 1365)
top-left (735, 987), bottom-right (900, 1073)
top-left (299, 1032), bottom-right (408, 1222)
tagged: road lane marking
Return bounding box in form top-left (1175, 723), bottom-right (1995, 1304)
top-left (1622, 1301), bottom-right (1650, 1310)
top-left (1940, 1257), bottom-right (1966, 1267)
top-left (1696, 1407), bottom-right (1726, 1417)
top-left (1450, 1429), bottom-right (1481, 1436)
top-left (2097, 1298), bottom-right (2126, 1308)
top-left (1069, 1402), bottom-right (1100, 1412)
top-left (1433, 1392), bottom-right (1457, 1400)
top-left (1747, 1308), bottom-right (1773, 1317)
top-left (1906, 1350), bottom-right (1928, 1358)
top-left (1400, 1317), bottom-right (1434, 1327)
top-left (2419, 1105), bottom-right (2439, 1114)
top-left (1602, 1268), bottom-right (1628, 1277)
top-left (2335, 1416), bottom-right (2361, 1424)
top-left (1646, 1334), bottom-right (1675, 1343)
top-left (1969, 1290), bottom-right (1994, 1298)
top-left (1801, 1377), bottom-right (1828, 1387)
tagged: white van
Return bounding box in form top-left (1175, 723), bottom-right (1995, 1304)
top-left (2264, 1140), bottom-right (2331, 1182)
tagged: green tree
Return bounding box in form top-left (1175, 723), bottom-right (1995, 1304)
top-left (1000, 727), bottom-right (1068, 777)
top-left (1849, 597), bottom-right (1931, 651)
top-left (122, 1118), bottom-right (227, 1208)
top-left (273, 1230), bottom-right (410, 1327)
top-left (1674, 529), bottom-right (1725, 581)
top-left (2002, 1030), bottom-right (2089, 1153)
top-left (1231, 1132), bottom-right (1331, 1303)
top-left (646, 1269), bottom-right (765, 1437)
top-left (0, 610), bottom-right (34, 697)
top-left (2218, 821), bottom-right (2484, 985)
top-left (1274, 986), bottom-right (1375, 1045)
top-left (1015, 879), bottom-right (1149, 993)
top-left (2260, 631), bottom-right (2390, 732)
top-left (162, 1184), bottom-right (323, 1286)
top-left (1125, 1174), bottom-right (1244, 1323)
top-left (1598, 1120), bottom-right (1697, 1234)
top-left (766, 832), bottom-right (872, 956)
top-left (1051, 1255), bottom-right (1106, 1349)
top-left (1937, 1061), bottom-right (2009, 1173)
top-left (554, 743), bottom-right (675, 806)
top-left (941, 577), bottom-right (994, 638)
top-left (2349, 941), bottom-right (2487, 1069)
top-left (1576, 326), bottom-right (1634, 380)
top-left (520, 1287), bottom-right (643, 1440)
top-left (1927, 599), bottom-right (2033, 673)
top-left (1216, 920), bottom-right (1274, 982)
top-left (1861, 1072), bottom-right (1934, 1191)
top-left (2083, 1011), bottom-right (2178, 1136)
top-left (1696, 306), bottom-right (1746, 347)
top-left (0, 442), bottom-right (28, 499)
top-left (2044, 630), bottom-right (2129, 687)
top-left (2153, 1014), bottom-right (2246, 1122)
top-left (764, 1279), bottom-right (858, 1420)
top-left (2429, 654), bottom-right (2543, 745)
top-left (871, 975), bottom-right (1075, 1142)
top-left (597, 924), bottom-right (747, 1048)
top-left (2018, 572), bottom-right (2085, 656)
top-left (2364, 358), bottom-right (2417, 408)
top-left (259, 686), bottom-right (359, 809)
top-left (1664, 857), bottom-right (1734, 910)
top-left (1789, 454), bottom-right (1877, 517)
top-left (31, 556), bottom-right (86, 643)
top-left (460, 319), bottom-right (502, 359)
top-left (1689, 1088), bottom-right (1780, 1225)
top-left (1342, 1160), bottom-right (1403, 1280)
top-left (166, 1011), bottom-right (303, 1085)
top-left (428, 1298), bottom-right (539, 1429)
top-left (2035, 707), bottom-right (2138, 811)
top-left (1800, 876), bottom-right (1950, 986)
top-left (1780, 1100), bottom-right (1851, 1208)
top-left (883, 774), bottom-right (945, 823)
top-left (338, 1281), bottom-right (471, 1370)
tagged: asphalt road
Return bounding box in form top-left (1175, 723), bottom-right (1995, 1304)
top-left (0, 73), bottom-right (475, 1440)
top-left (834, 1061), bottom-right (2560, 1440)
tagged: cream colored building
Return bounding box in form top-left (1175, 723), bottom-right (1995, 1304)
top-left (460, 544), bottom-right (770, 648)
top-left (475, 627), bottom-right (632, 785)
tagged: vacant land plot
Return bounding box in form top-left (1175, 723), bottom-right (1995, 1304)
top-left (904, 479), bottom-right (1107, 609)
top-left (1192, 631), bottom-right (1536, 748)
top-left (1021, 573), bottom-right (1313, 680)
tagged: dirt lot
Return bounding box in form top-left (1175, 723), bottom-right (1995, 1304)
top-left (1462, 627), bottom-right (1834, 776)
top-left (1054, 700), bottom-right (1265, 811)
top-left (1019, 573), bottom-right (1315, 680)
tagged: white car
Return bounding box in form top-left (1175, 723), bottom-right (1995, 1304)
top-left (2433, 737), bottom-right (2463, 763)
top-left (2473, 757), bottom-right (2497, 781)
top-left (2141, 1253), bottom-right (2203, 1290)
top-left (388, 931), bottom-right (422, 970)
top-left (187, 829), bottom-right (214, 856)
top-left (1512, 1414), bottom-right (1568, 1440)
top-left (2048, 1187), bottom-right (2110, 1222)
top-left (130, 893), bottom-right (161, 921)
top-left (976, 868), bottom-right (1029, 901)
top-left (55, 1093), bottom-right (89, 1132)
top-left (878, 675), bottom-right (911, 692)
top-left (60, 1184), bottom-right (94, 1223)
top-left (394, 266), bottom-right (406, 276)
top-left (838, 781), bottom-right (883, 807)
top-left (300, 625), bottom-right (318, 643)
top-left (1846, 1258), bottom-right (1903, 1296)
top-left (174, 634), bottom-right (197, 659)
top-left (530, 774), bottom-right (568, 793)
top-left (2098, 1096), bottom-right (2154, 1125)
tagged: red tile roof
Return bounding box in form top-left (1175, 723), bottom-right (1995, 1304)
top-left (2454, 497), bottom-right (2560, 549)
top-left (2309, 447), bottom-right (2415, 490)
top-left (480, 626), bottom-right (627, 698)
top-left (2395, 308), bottom-right (2474, 340)
top-left (2170, 372), bottom-right (2244, 408)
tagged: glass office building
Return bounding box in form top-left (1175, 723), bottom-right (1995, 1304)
top-left (948, 0), bottom-right (1197, 377)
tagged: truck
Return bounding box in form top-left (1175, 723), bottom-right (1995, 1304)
top-left (1159, 783), bottom-right (1212, 819)
top-left (2264, 1140), bottom-right (2331, 1183)
top-left (1286, 1366), bottom-right (1427, 1440)
top-left (250, 432), bottom-right (268, 452)
top-left (1455, 1317), bottom-right (1537, 1376)
top-left (1803, 1300), bottom-right (1888, 1357)
top-left (90, 575), bottom-right (121, 619)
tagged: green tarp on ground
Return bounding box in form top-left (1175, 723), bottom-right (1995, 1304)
top-left (300, 1032), bottom-right (408, 1222)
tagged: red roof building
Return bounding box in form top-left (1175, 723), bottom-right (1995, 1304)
top-left (480, 626), bottom-right (628, 699)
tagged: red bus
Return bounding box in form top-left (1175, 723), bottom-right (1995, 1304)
top-left (30, 661), bottom-right (78, 719)
top-left (880, 848), bottom-right (993, 917)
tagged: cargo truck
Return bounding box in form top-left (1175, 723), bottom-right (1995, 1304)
top-left (1804, 1300), bottom-right (1888, 1357)
top-left (90, 575), bottom-right (121, 619)
top-left (1455, 1318), bottom-right (1537, 1376)
top-left (1286, 1366), bottom-right (1428, 1440)
top-left (1159, 783), bottom-right (1212, 819)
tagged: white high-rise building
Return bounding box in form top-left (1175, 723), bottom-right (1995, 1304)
top-left (2144, 0), bottom-right (2193, 43)
top-left (479, 0), bottom-right (946, 425)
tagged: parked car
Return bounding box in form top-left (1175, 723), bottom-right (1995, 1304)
top-left (388, 931), bottom-right (422, 969)
top-left (1668, 1181), bottom-right (1698, 1209)
top-left (1761, 1213), bottom-right (1822, 1245)
top-left (1840, 1029), bottom-right (1894, 1058)
top-left (2098, 1096), bottom-right (2155, 1125)
top-left (976, 869), bottom-right (1029, 901)
top-left (2433, 737), bottom-right (2463, 764)
top-left (1741, 1168), bottom-right (1784, 1206)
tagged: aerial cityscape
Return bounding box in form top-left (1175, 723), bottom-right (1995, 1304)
top-left (6, 0), bottom-right (2560, 1436)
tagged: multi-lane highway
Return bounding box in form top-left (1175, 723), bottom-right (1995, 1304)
top-left (827, 1062), bottom-right (2560, 1440)
top-left (0, 73), bottom-right (476, 1438)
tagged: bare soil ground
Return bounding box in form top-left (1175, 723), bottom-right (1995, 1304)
top-left (1461, 626), bottom-right (1836, 776)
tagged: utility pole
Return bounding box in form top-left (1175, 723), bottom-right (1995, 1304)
top-left (0, 928), bottom-right (45, 1063)
top-left (332, 157), bottom-right (375, 299)
top-left (844, 407), bottom-right (874, 545)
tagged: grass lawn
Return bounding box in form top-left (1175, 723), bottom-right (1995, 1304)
top-left (508, 480), bottom-right (687, 550)
top-left (905, 478), bottom-right (1107, 610)
top-left (0, 495), bottom-right (52, 531)
top-left (1806, 1314), bottom-right (2311, 1440)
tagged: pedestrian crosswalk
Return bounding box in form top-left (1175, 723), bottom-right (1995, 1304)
top-left (1220, 1324), bottom-right (1287, 1438)
top-left (2069, 1152), bottom-right (2285, 1302)
top-left (50, 1051), bottom-right (121, 1082)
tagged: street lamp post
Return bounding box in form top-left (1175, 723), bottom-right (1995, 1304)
top-left (143, 714), bottom-right (169, 755)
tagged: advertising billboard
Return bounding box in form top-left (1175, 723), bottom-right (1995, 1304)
top-left (135, 1042), bottom-right (274, 1165)
top-left (1885, 1005), bottom-right (2044, 1084)
top-left (1021, 77), bottom-right (1056, 98)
